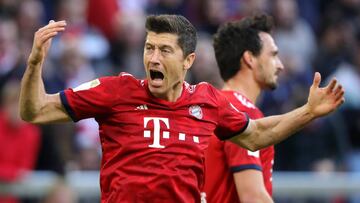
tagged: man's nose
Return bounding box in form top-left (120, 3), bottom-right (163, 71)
top-left (278, 58), bottom-right (284, 71)
top-left (149, 49), bottom-right (161, 64)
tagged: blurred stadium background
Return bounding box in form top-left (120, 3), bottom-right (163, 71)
top-left (0, 0), bottom-right (359, 202)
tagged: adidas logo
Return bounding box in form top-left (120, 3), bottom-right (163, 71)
top-left (136, 104), bottom-right (148, 110)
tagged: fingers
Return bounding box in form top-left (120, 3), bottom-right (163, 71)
top-left (326, 78), bottom-right (337, 93)
top-left (333, 84), bottom-right (343, 96)
top-left (37, 20), bottom-right (66, 37)
top-left (332, 83), bottom-right (345, 107)
top-left (336, 91), bottom-right (345, 101)
top-left (312, 72), bottom-right (321, 88)
top-left (35, 20), bottom-right (66, 46)
top-left (38, 20), bottom-right (66, 32)
top-left (335, 96), bottom-right (345, 108)
top-left (41, 31), bottom-right (60, 43)
top-left (334, 85), bottom-right (345, 101)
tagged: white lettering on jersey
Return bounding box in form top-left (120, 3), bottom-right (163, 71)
top-left (144, 117), bottom-right (170, 148)
top-left (143, 117), bottom-right (201, 148)
top-left (135, 104), bottom-right (148, 110)
top-left (233, 93), bottom-right (256, 109)
top-left (179, 133), bottom-right (185, 141)
top-left (193, 136), bottom-right (199, 143)
top-left (73, 79), bottom-right (100, 92)
top-left (200, 192), bottom-right (207, 203)
top-left (247, 150), bottom-right (260, 158)
top-left (270, 159), bottom-right (274, 182)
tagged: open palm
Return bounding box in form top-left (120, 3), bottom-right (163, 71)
top-left (307, 72), bottom-right (345, 117)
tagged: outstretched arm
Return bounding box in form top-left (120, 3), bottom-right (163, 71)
top-left (231, 72), bottom-right (345, 151)
top-left (19, 20), bottom-right (71, 124)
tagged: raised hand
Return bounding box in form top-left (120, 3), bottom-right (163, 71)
top-left (307, 72), bottom-right (345, 117)
top-left (28, 20), bottom-right (66, 66)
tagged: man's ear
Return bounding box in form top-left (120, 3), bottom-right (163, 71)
top-left (242, 50), bottom-right (255, 69)
top-left (184, 53), bottom-right (196, 70)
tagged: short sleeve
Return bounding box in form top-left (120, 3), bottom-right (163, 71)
top-left (211, 88), bottom-right (249, 140)
top-left (60, 76), bottom-right (120, 121)
top-left (224, 141), bottom-right (262, 173)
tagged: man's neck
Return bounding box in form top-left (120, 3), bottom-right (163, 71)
top-left (222, 72), bottom-right (261, 104)
top-left (151, 81), bottom-right (183, 102)
top-left (168, 82), bottom-right (183, 102)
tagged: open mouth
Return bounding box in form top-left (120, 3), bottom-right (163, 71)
top-left (150, 70), bottom-right (164, 81)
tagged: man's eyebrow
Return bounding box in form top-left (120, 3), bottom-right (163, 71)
top-left (145, 42), bottom-right (174, 50)
top-left (159, 44), bottom-right (174, 50)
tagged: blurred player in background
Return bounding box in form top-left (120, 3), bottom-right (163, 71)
top-left (203, 14), bottom-right (283, 203)
top-left (0, 79), bottom-right (40, 203)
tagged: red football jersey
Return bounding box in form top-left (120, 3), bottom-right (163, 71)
top-left (60, 73), bottom-right (249, 203)
top-left (203, 91), bottom-right (274, 203)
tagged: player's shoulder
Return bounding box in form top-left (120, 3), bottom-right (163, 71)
top-left (100, 72), bottom-right (143, 86)
top-left (219, 90), bottom-right (265, 119)
top-left (118, 72), bottom-right (137, 78)
top-left (223, 90), bottom-right (260, 111)
top-left (188, 81), bottom-right (221, 96)
top-left (80, 72), bottom-right (144, 95)
top-left (184, 82), bottom-right (225, 104)
top-left (117, 72), bottom-right (140, 82)
top-left (196, 81), bottom-right (216, 90)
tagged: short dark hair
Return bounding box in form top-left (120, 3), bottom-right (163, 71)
top-left (145, 14), bottom-right (197, 57)
top-left (213, 14), bottom-right (274, 81)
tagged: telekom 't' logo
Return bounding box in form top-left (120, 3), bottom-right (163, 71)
top-left (144, 117), bottom-right (170, 148)
top-left (143, 117), bottom-right (200, 148)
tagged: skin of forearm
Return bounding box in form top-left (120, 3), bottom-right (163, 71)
top-left (239, 193), bottom-right (274, 203)
top-left (234, 171), bottom-right (274, 203)
top-left (231, 104), bottom-right (315, 151)
top-left (19, 61), bottom-right (46, 122)
top-left (237, 184), bottom-right (274, 203)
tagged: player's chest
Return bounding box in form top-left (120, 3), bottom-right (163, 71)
top-left (105, 103), bottom-right (216, 149)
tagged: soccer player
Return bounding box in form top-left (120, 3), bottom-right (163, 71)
top-left (203, 14), bottom-right (281, 203)
top-left (19, 15), bottom-right (344, 203)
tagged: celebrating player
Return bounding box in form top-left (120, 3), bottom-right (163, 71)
top-left (19, 15), bottom-right (344, 202)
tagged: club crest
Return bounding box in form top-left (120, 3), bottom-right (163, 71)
top-left (189, 105), bottom-right (203, 119)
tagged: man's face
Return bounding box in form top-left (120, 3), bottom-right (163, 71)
top-left (254, 32), bottom-right (284, 90)
top-left (143, 32), bottom-right (193, 98)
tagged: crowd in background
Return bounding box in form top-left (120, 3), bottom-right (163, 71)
top-left (0, 0), bottom-right (359, 202)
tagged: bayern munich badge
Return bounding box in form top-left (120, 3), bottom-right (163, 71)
top-left (189, 105), bottom-right (203, 119)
